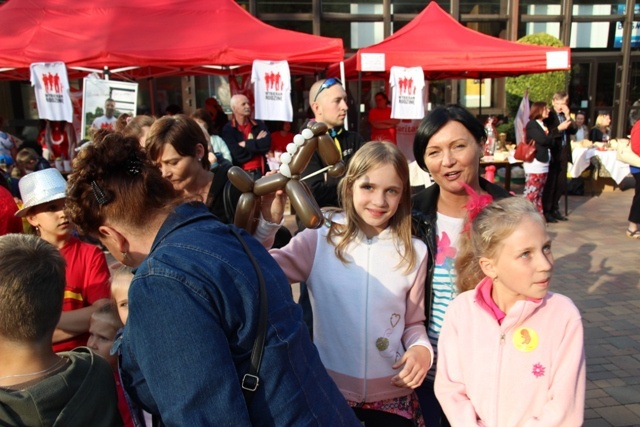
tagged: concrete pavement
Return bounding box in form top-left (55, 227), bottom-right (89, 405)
top-left (543, 186), bottom-right (640, 426)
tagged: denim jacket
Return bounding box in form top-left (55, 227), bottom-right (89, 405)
top-left (119, 202), bottom-right (359, 426)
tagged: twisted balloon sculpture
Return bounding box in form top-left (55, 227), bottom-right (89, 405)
top-left (228, 121), bottom-right (345, 233)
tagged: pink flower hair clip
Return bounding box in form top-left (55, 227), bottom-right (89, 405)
top-left (460, 182), bottom-right (493, 232)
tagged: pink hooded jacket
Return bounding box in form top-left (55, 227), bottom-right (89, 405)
top-left (435, 277), bottom-right (586, 426)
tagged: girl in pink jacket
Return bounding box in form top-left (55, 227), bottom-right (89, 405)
top-left (435, 196), bottom-right (586, 426)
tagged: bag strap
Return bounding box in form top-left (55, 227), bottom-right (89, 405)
top-left (229, 227), bottom-right (268, 405)
top-left (223, 179), bottom-right (236, 223)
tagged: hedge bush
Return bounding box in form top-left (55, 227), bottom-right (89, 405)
top-left (505, 33), bottom-right (570, 118)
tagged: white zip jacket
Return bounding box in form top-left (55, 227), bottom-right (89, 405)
top-left (259, 213), bottom-right (432, 403)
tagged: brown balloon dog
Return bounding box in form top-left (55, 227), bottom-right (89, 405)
top-left (227, 121), bottom-right (346, 233)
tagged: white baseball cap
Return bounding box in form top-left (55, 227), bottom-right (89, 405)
top-left (15, 168), bottom-right (67, 217)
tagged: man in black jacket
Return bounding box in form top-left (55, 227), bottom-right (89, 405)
top-left (302, 78), bottom-right (365, 207)
top-left (542, 91), bottom-right (576, 223)
top-left (297, 78), bottom-right (365, 338)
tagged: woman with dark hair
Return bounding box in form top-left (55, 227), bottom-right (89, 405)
top-left (411, 104), bottom-right (510, 426)
top-left (524, 101), bottom-right (554, 216)
top-left (369, 91), bottom-right (398, 144)
top-left (145, 115), bottom-right (240, 224)
top-left (64, 133), bottom-right (360, 426)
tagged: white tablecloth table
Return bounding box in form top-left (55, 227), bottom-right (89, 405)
top-left (570, 148), bottom-right (630, 184)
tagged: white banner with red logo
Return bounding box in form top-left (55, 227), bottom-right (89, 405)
top-left (29, 62), bottom-right (73, 123)
top-left (251, 60), bottom-right (292, 122)
top-left (389, 66), bottom-right (425, 120)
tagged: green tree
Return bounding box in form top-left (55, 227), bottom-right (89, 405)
top-left (505, 33), bottom-right (569, 118)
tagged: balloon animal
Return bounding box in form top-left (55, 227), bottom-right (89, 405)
top-left (228, 121), bottom-right (346, 233)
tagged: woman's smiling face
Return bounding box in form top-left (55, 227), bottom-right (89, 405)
top-left (423, 120), bottom-right (482, 196)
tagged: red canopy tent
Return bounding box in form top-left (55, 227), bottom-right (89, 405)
top-left (327, 2), bottom-right (570, 81)
top-left (0, 0), bottom-right (344, 81)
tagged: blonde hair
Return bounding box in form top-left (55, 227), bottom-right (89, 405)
top-left (110, 264), bottom-right (133, 296)
top-left (594, 114), bottom-right (610, 130)
top-left (455, 197), bottom-right (545, 293)
top-left (327, 141), bottom-right (417, 272)
top-left (16, 148), bottom-right (38, 166)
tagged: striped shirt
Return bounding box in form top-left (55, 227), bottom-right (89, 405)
top-left (427, 213), bottom-right (463, 380)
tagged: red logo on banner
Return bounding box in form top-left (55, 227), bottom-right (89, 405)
top-left (398, 77), bottom-right (416, 95)
top-left (42, 73), bottom-right (62, 94)
top-left (264, 71), bottom-right (283, 91)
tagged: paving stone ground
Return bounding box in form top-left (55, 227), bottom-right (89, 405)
top-left (541, 185), bottom-right (640, 427)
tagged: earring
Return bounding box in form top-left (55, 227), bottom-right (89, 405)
top-left (198, 158), bottom-right (202, 162)
top-left (121, 252), bottom-right (128, 260)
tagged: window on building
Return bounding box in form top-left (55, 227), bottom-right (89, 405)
top-left (400, 0), bottom-right (450, 14)
top-left (571, 2), bottom-right (614, 15)
top-left (257, 0), bottom-right (311, 14)
top-left (460, 1), bottom-right (502, 15)
top-left (265, 20), bottom-right (312, 33)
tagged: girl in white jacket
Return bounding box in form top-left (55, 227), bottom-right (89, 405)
top-left (435, 196), bottom-right (586, 426)
top-left (258, 141), bottom-right (432, 426)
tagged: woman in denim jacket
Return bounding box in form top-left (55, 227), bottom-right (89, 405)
top-left (65, 133), bottom-right (360, 427)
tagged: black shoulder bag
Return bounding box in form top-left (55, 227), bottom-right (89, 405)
top-left (229, 227), bottom-right (268, 405)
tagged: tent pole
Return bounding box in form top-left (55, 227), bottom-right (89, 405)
top-left (356, 71), bottom-right (362, 134)
top-left (341, 61), bottom-right (349, 131)
top-left (149, 78), bottom-right (156, 116)
top-left (478, 76), bottom-right (482, 117)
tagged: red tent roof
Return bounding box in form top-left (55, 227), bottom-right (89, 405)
top-left (0, 0), bottom-right (344, 80)
top-left (328, 2), bottom-right (570, 80)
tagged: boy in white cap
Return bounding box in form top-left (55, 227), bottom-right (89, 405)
top-left (15, 168), bottom-right (111, 352)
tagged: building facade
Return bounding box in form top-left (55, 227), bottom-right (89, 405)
top-left (238, 0), bottom-right (640, 137)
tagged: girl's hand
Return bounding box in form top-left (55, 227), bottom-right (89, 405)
top-left (260, 171), bottom-right (287, 223)
top-left (391, 346), bottom-right (431, 389)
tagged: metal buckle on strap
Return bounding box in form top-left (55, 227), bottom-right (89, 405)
top-left (242, 374), bottom-right (260, 392)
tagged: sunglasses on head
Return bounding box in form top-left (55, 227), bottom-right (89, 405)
top-left (313, 77), bottom-right (342, 102)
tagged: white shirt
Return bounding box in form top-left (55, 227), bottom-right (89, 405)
top-left (389, 66), bottom-right (425, 120)
top-left (91, 115), bottom-right (117, 130)
top-left (30, 62), bottom-right (73, 123)
top-left (251, 60), bottom-right (293, 121)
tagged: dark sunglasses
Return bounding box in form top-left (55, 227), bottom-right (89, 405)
top-left (313, 77), bottom-right (342, 102)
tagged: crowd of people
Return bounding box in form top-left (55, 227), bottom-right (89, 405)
top-left (15, 78), bottom-right (640, 425)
